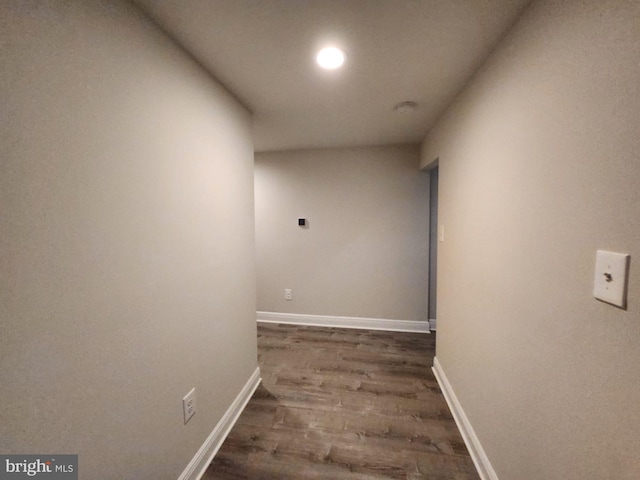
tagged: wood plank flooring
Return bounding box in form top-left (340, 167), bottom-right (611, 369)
top-left (204, 324), bottom-right (479, 480)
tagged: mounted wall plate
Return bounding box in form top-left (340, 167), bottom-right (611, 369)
top-left (183, 387), bottom-right (196, 424)
top-left (593, 250), bottom-right (630, 309)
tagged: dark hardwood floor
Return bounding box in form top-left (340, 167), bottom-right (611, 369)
top-left (204, 324), bottom-right (479, 480)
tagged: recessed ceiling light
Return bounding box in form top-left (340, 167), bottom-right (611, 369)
top-left (316, 47), bottom-right (346, 70)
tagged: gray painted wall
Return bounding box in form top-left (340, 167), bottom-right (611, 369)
top-left (420, 0), bottom-right (640, 478)
top-left (0, 1), bottom-right (257, 477)
top-left (255, 146), bottom-right (430, 321)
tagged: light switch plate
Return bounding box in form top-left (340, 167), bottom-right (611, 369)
top-left (593, 250), bottom-right (630, 308)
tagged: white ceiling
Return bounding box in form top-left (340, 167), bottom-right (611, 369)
top-left (133, 0), bottom-right (531, 152)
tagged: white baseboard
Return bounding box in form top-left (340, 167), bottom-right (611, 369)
top-left (256, 311), bottom-right (430, 333)
top-left (178, 367), bottom-right (261, 480)
top-left (429, 318), bottom-right (437, 331)
top-left (432, 357), bottom-right (498, 480)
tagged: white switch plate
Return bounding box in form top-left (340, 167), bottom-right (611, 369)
top-left (593, 250), bottom-right (630, 308)
top-left (183, 388), bottom-right (196, 424)
top-left (439, 225), bottom-right (445, 243)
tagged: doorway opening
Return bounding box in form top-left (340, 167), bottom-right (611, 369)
top-left (428, 165), bottom-right (438, 331)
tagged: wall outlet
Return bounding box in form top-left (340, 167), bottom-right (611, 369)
top-left (183, 388), bottom-right (196, 424)
top-left (284, 288), bottom-right (292, 301)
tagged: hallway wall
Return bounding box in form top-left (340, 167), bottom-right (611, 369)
top-left (0, 1), bottom-right (257, 477)
top-left (255, 146), bottom-right (430, 322)
top-left (421, 0), bottom-right (640, 478)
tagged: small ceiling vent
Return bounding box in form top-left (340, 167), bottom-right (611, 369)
top-left (393, 101), bottom-right (418, 113)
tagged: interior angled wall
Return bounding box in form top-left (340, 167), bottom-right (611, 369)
top-left (421, 0), bottom-right (640, 478)
top-left (0, 1), bottom-right (257, 478)
top-left (255, 146), bottom-right (430, 322)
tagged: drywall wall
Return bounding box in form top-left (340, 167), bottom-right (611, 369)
top-left (420, 0), bottom-right (640, 478)
top-left (0, 1), bottom-right (257, 478)
top-left (255, 146), bottom-right (429, 321)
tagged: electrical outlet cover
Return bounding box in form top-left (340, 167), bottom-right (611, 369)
top-left (183, 388), bottom-right (196, 424)
top-left (593, 250), bottom-right (630, 308)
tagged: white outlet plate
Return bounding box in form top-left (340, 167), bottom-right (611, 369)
top-left (593, 250), bottom-right (630, 308)
top-left (284, 288), bottom-right (292, 301)
top-left (183, 388), bottom-right (196, 424)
